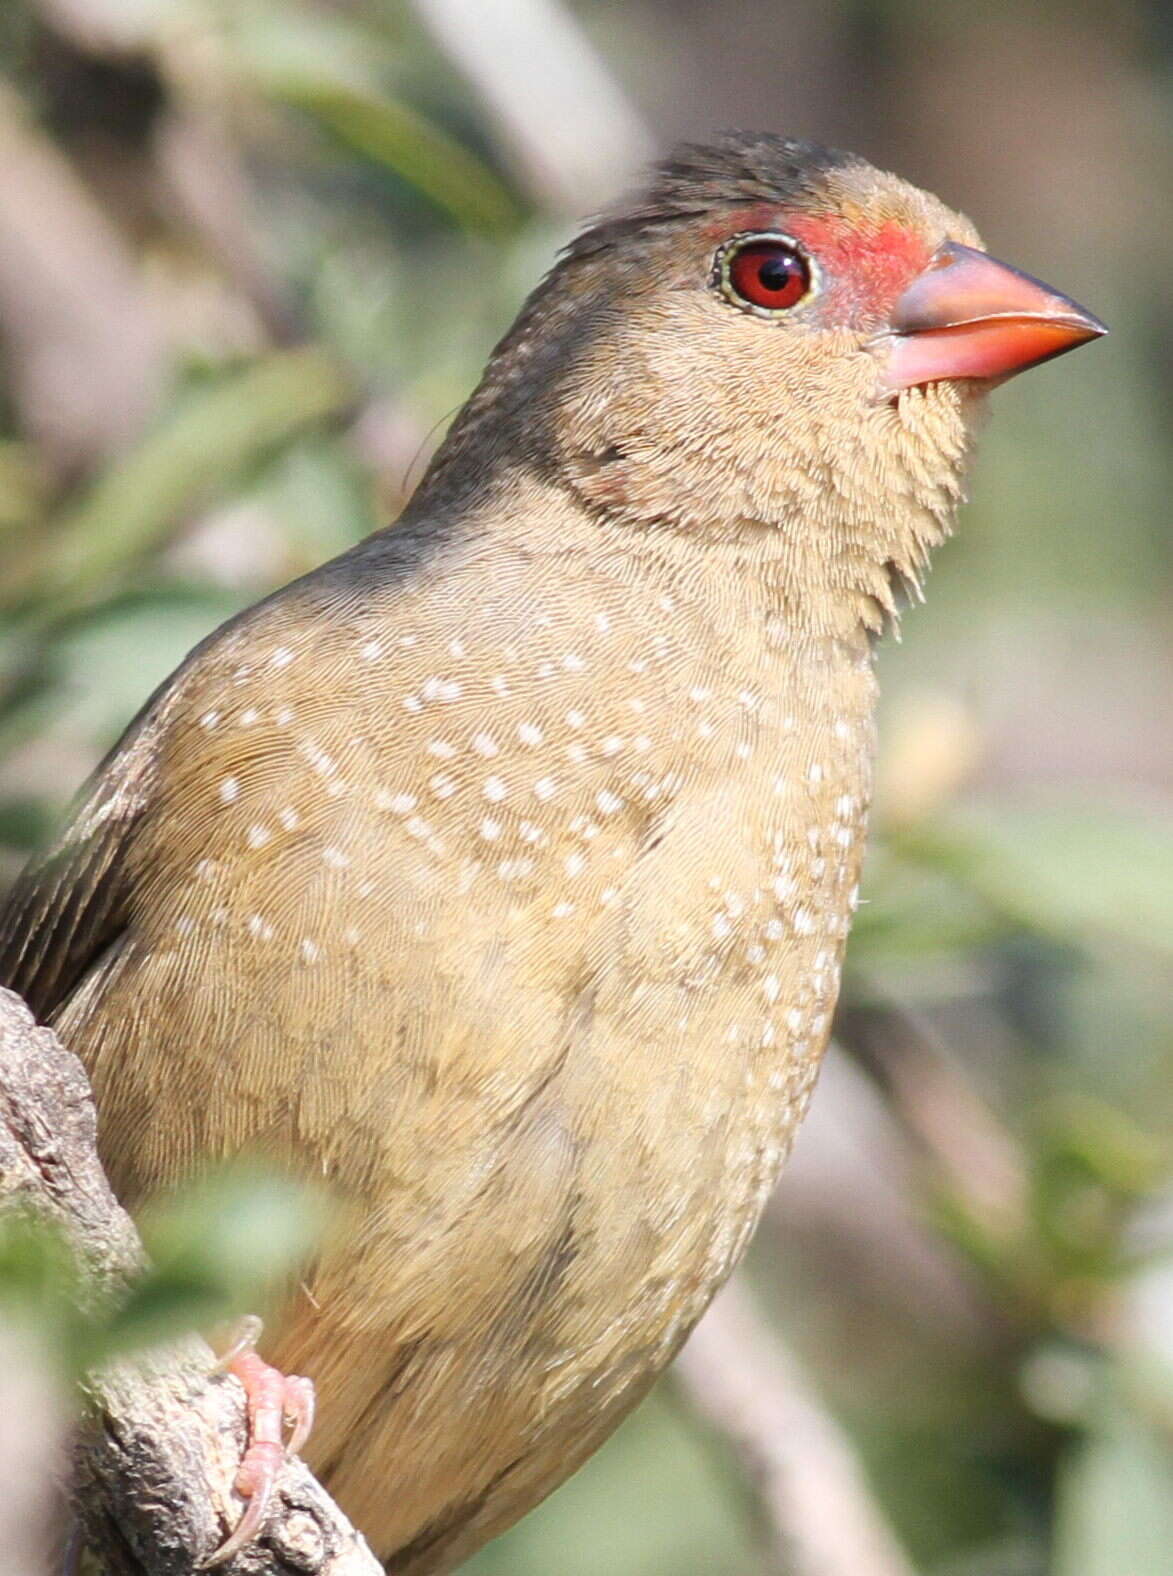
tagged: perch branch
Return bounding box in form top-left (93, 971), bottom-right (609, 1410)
top-left (0, 987), bottom-right (381, 1576)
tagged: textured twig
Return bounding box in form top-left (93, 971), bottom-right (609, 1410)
top-left (0, 987), bottom-right (381, 1576)
top-left (676, 1278), bottom-right (918, 1576)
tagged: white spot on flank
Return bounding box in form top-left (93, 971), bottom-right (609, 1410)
top-left (600, 885), bottom-right (620, 905)
top-left (275, 706), bottom-right (295, 727)
top-left (595, 789), bottom-right (623, 815)
top-left (422, 676), bottom-right (462, 703)
top-left (551, 901), bottom-right (575, 919)
top-left (403, 694), bottom-right (423, 713)
top-left (278, 806), bottom-right (300, 831)
top-left (195, 859), bottom-right (218, 881)
top-left (834, 719), bottom-right (852, 740)
top-left (429, 773), bottom-right (457, 799)
top-left (473, 732), bottom-right (499, 758)
top-left (762, 975), bottom-right (781, 1004)
top-left (175, 915), bottom-right (195, 936)
top-left (299, 939), bottom-right (322, 963)
top-left (593, 612), bottom-right (611, 632)
top-left (239, 708), bottom-right (259, 727)
top-left (361, 640), bottom-right (384, 661)
top-left (322, 846), bottom-right (350, 868)
top-left (490, 674), bottom-right (510, 696)
top-left (246, 823), bottom-right (271, 849)
top-left (836, 795), bottom-right (856, 816)
top-left (498, 858), bottom-right (534, 881)
top-left (808, 762), bottom-right (824, 784)
top-left (566, 709), bottom-right (586, 730)
top-left (562, 653), bottom-right (585, 672)
top-left (480, 816), bottom-right (502, 841)
top-left (688, 686), bottom-right (711, 704)
top-left (601, 734), bottom-right (624, 756)
top-left (519, 820), bottom-right (545, 845)
top-left (533, 776), bottom-right (557, 802)
top-left (564, 852), bottom-right (586, 877)
top-left (271, 647), bottom-right (294, 668)
top-left (518, 722), bottom-right (543, 746)
top-left (448, 637), bottom-right (466, 658)
top-left (399, 633), bottom-right (418, 648)
top-left (793, 907), bottom-right (816, 935)
top-left (200, 710), bottom-right (221, 731)
top-left (219, 777), bottom-right (240, 804)
top-left (248, 915), bottom-right (274, 941)
top-left (428, 739), bottom-right (456, 759)
top-left (484, 776), bottom-right (507, 803)
top-left (302, 743), bottom-right (338, 779)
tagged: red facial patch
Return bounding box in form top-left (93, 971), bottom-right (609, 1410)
top-left (712, 208), bottom-right (932, 328)
top-left (785, 214), bottom-right (932, 325)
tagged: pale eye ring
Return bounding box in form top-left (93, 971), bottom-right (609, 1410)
top-left (713, 232), bottom-right (818, 317)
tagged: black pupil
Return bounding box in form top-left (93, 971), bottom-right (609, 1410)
top-left (758, 254), bottom-right (797, 292)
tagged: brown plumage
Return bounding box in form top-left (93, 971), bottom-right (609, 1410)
top-left (0, 134), bottom-right (1103, 1570)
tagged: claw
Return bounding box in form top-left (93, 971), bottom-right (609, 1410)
top-left (201, 1318), bottom-right (315, 1568)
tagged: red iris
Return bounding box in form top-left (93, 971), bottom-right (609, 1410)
top-left (726, 240), bottom-right (811, 311)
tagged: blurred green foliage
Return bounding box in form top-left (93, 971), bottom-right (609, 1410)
top-left (0, 1), bottom-right (1170, 1573)
top-left (0, 1167), bottom-right (323, 1375)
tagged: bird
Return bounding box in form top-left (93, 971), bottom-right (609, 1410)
top-left (0, 133), bottom-right (1104, 1571)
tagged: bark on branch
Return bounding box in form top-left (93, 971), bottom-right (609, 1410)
top-left (0, 986), bottom-right (381, 1576)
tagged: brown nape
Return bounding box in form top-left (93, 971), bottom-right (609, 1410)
top-left (0, 132), bottom-right (1099, 1570)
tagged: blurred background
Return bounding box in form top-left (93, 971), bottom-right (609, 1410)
top-left (0, 1), bottom-right (1170, 1573)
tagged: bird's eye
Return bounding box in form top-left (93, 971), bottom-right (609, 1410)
top-left (715, 233), bottom-right (814, 315)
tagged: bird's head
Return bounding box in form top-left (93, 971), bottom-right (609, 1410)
top-left (421, 133), bottom-right (1104, 632)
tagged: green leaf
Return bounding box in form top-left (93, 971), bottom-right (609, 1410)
top-left (279, 80), bottom-right (520, 233)
top-left (218, 5), bottom-right (519, 232)
top-left (136, 1165), bottom-right (326, 1319)
top-left (898, 798), bottom-right (1173, 957)
top-left (10, 351), bottom-right (354, 618)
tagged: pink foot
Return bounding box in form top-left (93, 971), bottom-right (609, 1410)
top-left (202, 1317), bottom-right (315, 1567)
